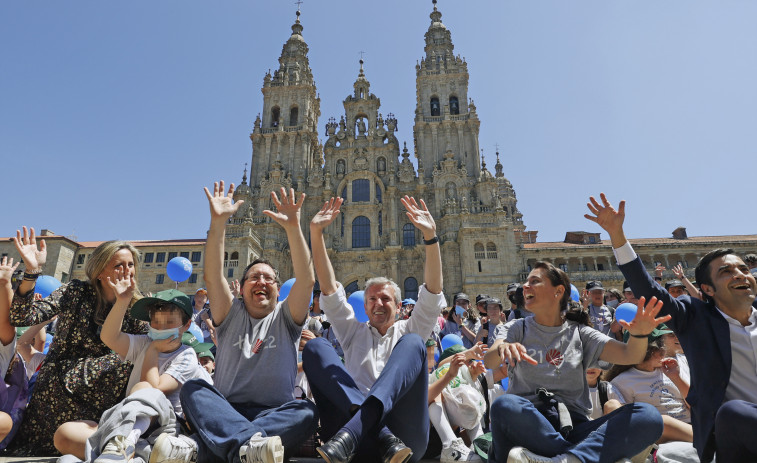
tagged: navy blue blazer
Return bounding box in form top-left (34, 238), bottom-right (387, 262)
top-left (619, 256), bottom-right (757, 462)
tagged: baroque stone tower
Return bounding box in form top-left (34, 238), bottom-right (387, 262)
top-left (227, 3), bottom-right (529, 302)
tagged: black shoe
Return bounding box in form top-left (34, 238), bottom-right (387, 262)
top-left (378, 433), bottom-right (413, 463)
top-left (316, 430), bottom-right (357, 463)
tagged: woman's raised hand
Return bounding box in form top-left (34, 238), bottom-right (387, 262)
top-left (13, 226), bottom-right (47, 272)
top-left (621, 296), bottom-right (672, 337)
top-left (106, 267), bottom-right (135, 302)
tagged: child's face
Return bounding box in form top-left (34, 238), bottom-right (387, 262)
top-left (199, 356), bottom-right (215, 374)
top-left (150, 306), bottom-right (189, 352)
top-left (586, 368), bottom-right (601, 385)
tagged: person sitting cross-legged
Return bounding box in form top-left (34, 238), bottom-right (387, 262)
top-left (303, 196), bottom-right (446, 463)
top-left (150, 182), bottom-right (318, 463)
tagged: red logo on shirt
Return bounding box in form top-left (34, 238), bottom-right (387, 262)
top-left (251, 339), bottom-right (263, 355)
top-left (546, 349), bottom-right (563, 367)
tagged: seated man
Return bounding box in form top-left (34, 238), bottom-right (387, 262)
top-left (586, 193), bottom-right (757, 463)
top-left (303, 196), bottom-right (445, 463)
top-left (151, 182), bottom-right (318, 463)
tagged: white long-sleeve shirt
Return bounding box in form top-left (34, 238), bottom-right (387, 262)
top-left (320, 282), bottom-right (447, 394)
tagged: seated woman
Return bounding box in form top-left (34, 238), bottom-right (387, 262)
top-left (6, 228), bottom-right (148, 456)
top-left (483, 262), bottom-right (666, 463)
top-left (606, 326), bottom-right (693, 444)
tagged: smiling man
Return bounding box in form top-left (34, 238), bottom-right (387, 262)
top-left (150, 182), bottom-right (318, 463)
top-left (586, 193), bottom-right (757, 463)
top-left (303, 196), bottom-right (445, 463)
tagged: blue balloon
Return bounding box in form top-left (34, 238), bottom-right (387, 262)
top-left (441, 334), bottom-right (464, 351)
top-left (35, 275), bottom-right (62, 298)
top-left (167, 257), bottom-right (193, 283)
top-left (347, 290), bottom-right (369, 322)
top-left (433, 348), bottom-right (440, 365)
top-left (570, 284), bottom-right (580, 302)
top-left (277, 278), bottom-right (314, 306)
top-left (501, 377), bottom-right (509, 390)
top-left (188, 322), bottom-right (204, 343)
top-left (279, 278), bottom-right (295, 300)
top-left (615, 302), bottom-right (638, 323)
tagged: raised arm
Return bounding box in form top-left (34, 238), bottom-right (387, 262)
top-left (263, 187), bottom-right (315, 325)
top-left (309, 197), bottom-right (343, 296)
top-left (12, 226), bottom-right (47, 298)
top-left (203, 181), bottom-right (243, 325)
top-left (401, 196), bottom-right (442, 294)
top-left (585, 193), bottom-right (690, 328)
top-left (672, 264), bottom-right (702, 300)
top-left (100, 268), bottom-right (136, 358)
top-left (0, 256), bottom-right (20, 345)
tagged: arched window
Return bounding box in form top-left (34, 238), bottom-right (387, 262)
top-left (345, 280), bottom-right (359, 296)
top-left (352, 216), bottom-right (371, 248)
top-left (271, 107), bottom-right (280, 127)
top-left (352, 179), bottom-right (370, 202)
top-left (375, 183), bottom-right (382, 203)
top-left (230, 251), bottom-right (239, 260)
top-left (449, 96), bottom-right (459, 115)
top-left (403, 223), bottom-right (416, 247)
top-left (404, 277), bottom-right (419, 300)
top-left (486, 242), bottom-right (497, 259)
top-left (289, 107), bottom-right (298, 126)
top-left (430, 97), bottom-right (440, 116)
top-left (224, 252), bottom-right (228, 261)
top-left (474, 243), bottom-right (485, 259)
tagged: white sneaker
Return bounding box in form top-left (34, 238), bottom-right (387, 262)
top-left (148, 434), bottom-right (197, 463)
top-left (239, 432), bottom-right (284, 463)
top-left (506, 447), bottom-right (580, 463)
top-left (441, 437), bottom-right (473, 462)
top-left (94, 435), bottom-right (135, 463)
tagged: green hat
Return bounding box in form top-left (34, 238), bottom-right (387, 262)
top-left (181, 332), bottom-right (214, 353)
top-left (623, 323), bottom-right (674, 343)
top-left (197, 350), bottom-right (215, 361)
top-left (131, 289), bottom-right (192, 322)
top-left (425, 339), bottom-right (437, 348)
top-left (438, 344), bottom-right (466, 363)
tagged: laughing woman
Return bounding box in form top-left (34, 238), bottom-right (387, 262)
top-left (6, 228), bottom-right (147, 456)
top-left (483, 262), bottom-right (666, 463)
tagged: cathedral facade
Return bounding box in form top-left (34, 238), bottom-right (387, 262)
top-left (226, 4), bottom-right (525, 301)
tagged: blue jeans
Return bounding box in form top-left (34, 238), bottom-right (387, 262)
top-left (488, 394), bottom-right (662, 463)
top-left (714, 399), bottom-right (757, 463)
top-left (302, 333), bottom-right (429, 463)
top-left (179, 379), bottom-right (318, 463)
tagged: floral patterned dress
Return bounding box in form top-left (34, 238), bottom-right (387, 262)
top-left (6, 279), bottom-right (147, 456)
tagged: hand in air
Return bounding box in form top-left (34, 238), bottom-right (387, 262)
top-left (0, 256), bottom-right (20, 284)
top-left (106, 267), bottom-right (136, 302)
top-left (310, 197), bottom-right (343, 231)
top-left (204, 181), bottom-right (243, 221)
top-left (264, 187), bottom-right (305, 230)
top-left (621, 296), bottom-right (672, 337)
top-left (13, 226), bottom-right (47, 272)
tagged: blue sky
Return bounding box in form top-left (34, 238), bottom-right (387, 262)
top-left (2, 1), bottom-right (756, 243)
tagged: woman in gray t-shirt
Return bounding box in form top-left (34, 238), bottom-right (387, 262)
top-left (483, 262), bottom-right (668, 463)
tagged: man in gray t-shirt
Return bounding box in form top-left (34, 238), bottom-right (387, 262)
top-left (152, 183), bottom-right (318, 463)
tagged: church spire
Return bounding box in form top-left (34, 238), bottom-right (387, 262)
top-left (423, 0), bottom-right (454, 59)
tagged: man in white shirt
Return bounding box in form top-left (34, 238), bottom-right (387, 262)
top-left (303, 196), bottom-right (445, 463)
top-left (586, 192), bottom-right (757, 463)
